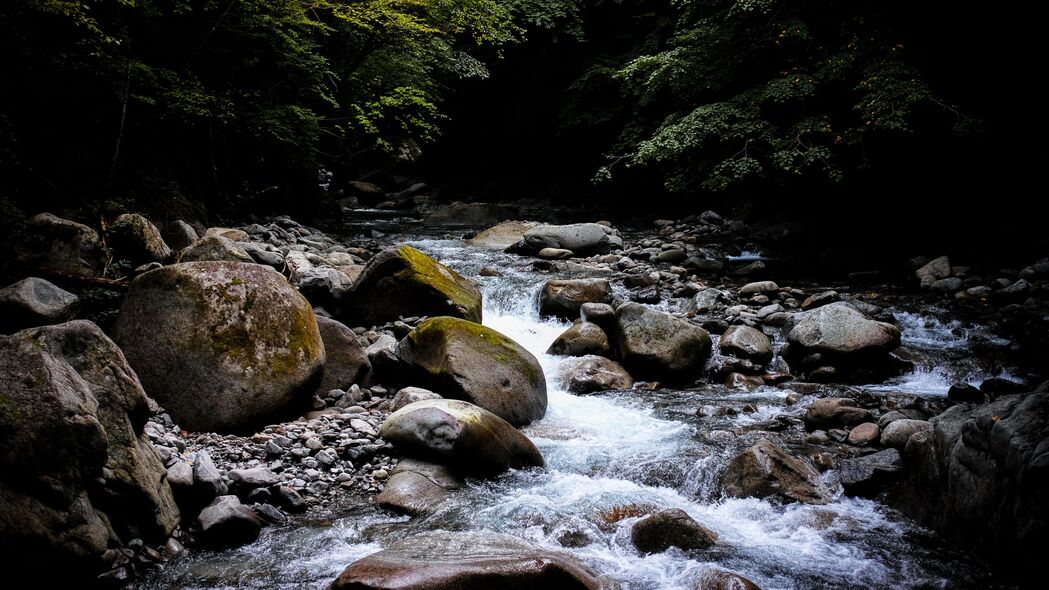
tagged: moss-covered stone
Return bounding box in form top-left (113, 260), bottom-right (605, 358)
top-left (339, 245), bottom-right (482, 327)
top-left (112, 261), bottom-right (324, 432)
top-left (398, 316), bottom-right (546, 426)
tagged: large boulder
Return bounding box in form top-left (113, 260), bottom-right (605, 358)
top-left (892, 393), bottom-right (1049, 587)
top-left (397, 317), bottom-right (547, 426)
top-left (0, 321), bottom-right (179, 579)
top-left (0, 277), bottom-right (79, 333)
top-left (112, 262), bottom-right (325, 432)
top-left (108, 213), bottom-right (172, 264)
top-left (721, 440), bottom-right (829, 505)
top-left (315, 316), bottom-right (371, 394)
top-left (341, 245), bottom-right (482, 327)
top-left (615, 303), bottom-right (712, 382)
top-left (786, 302), bottom-right (900, 357)
top-left (12, 212), bottom-right (103, 277)
top-left (539, 279), bottom-right (613, 320)
top-left (521, 223), bottom-right (622, 255)
top-left (547, 322), bottom-right (610, 357)
top-left (328, 530), bottom-right (603, 590)
top-left (376, 458), bottom-right (464, 515)
top-left (560, 357), bottom-right (633, 394)
top-left (468, 221), bottom-right (539, 249)
top-left (719, 326), bottom-right (773, 363)
top-left (379, 399), bottom-right (544, 477)
top-left (631, 508), bottom-right (718, 553)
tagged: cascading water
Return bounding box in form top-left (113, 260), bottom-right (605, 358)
top-left (144, 236), bottom-right (1004, 590)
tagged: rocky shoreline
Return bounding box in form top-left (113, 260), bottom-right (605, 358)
top-left (1, 203), bottom-right (1047, 589)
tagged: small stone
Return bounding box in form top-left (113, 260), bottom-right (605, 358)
top-left (847, 422), bottom-right (880, 446)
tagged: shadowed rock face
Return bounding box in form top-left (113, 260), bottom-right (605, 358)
top-left (893, 392), bottom-right (1049, 587)
top-left (379, 399), bottom-right (544, 477)
top-left (340, 244), bottom-right (482, 326)
top-left (0, 277), bottom-right (79, 334)
top-left (0, 320), bottom-right (179, 580)
top-left (397, 316), bottom-right (547, 426)
top-left (12, 212), bottom-right (104, 277)
top-left (112, 261), bottom-right (324, 432)
top-left (327, 530), bottom-right (605, 590)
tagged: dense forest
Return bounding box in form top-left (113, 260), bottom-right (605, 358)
top-left (1, 1), bottom-right (1043, 253)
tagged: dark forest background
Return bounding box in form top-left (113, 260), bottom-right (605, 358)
top-left (2, 0), bottom-right (1044, 259)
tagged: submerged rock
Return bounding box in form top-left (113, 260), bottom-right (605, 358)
top-left (379, 399), bottom-right (544, 477)
top-left (397, 316), bottom-right (547, 426)
top-left (615, 302), bottom-right (712, 383)
top-left (721, 440), bottom-right (829, 505)
top-left (0, 320), bottom-right (179, 579)
top-left (328, 530), bottom-right (603, 590)
top-left (341, 245), bottom-right (482, 326)
top-left (112, 261), bottom-right (325, 432)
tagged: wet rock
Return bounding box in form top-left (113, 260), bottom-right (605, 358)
top-left (580, 302), bottom-right (616, 335)
top-left (839, 448), bottom-right (901, 497)
top-left (379, 399), bottom-right (544, 477)
top-left (328, 530), bottom-right (603, 590)
top-left (468, 221), bottom-right (540, 249)
top-left (315, 317), bottom-right (371, 394)
top-left (341, 245), bottom-right (482, 326)
top-left (397, 316), bottom-right (547, 426)
top-left (893, 393), bottom-right (1048, 586)
top-left (721, 440), bottom-right (829, 504)
top-left (547, 322), bottom-right (610, 357)
top-left (738, 281), bottom-right (778, 296)
top-left (197, 495), bottom-right (263, 548)
top-left (690, 288), bottom-right (729, 314)
top-left (804, 398), bottom-right (873, 431)
top-left (0, 277), bottom-right (79, 333)
top-left (13, 212), bottom-right (103, 277)
top-left (847, 422), bottom-right (880, 446)
top-left (108, 213), bottom-right (172, 264)
top-left (179, 235), bottom-right (253, 263)
top-left (561, 356), bottom-right (634, 394)
top-left (947, 383), bottom-right (984, 404)
top-left (719, 326), bottom-right (773, 363)
top-left (390, 387), bottom-right (443, 411)
top-left (376, 459), bottom-right (464, 515)
top-left (696, 570), bottom-right (762, 590)
top-left (631, 508), bottom-right (717, 553)
top-left (521, 223), bottom-right (622, 255)
top-left (615, 302), bottom-right (712, 383)
top-left (0, 320), bottom-right (179, 579)
top-left (539, 279), bottom-right (613, 320)
top-left (112, 262), bottom-right (325, 432)
top-left (879, 419), bottom-right (931, 450)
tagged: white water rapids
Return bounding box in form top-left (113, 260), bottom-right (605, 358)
top-left (144, 238), bottom-right (1007, 590)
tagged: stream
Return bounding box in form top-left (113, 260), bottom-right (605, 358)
top-left (142, 231), bottom-right (1016, 590)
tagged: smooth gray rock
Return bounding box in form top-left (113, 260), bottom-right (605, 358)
top-left (615, 302), bottom-right (711, 382)
top-left (547, 322), bottom-right (610, 357)
top-left (522, 223), bottom-right (622, 255)
top-left (379, 399), bottom-right (544, 476)
top-left (879, 419), bottom-right (931, 449)
top-left (786, 303), bottom-right (900, 356)
top-left (197, 495), bottom-right (263, 548)
top-left (719, 325), bottom-right (773, 363)
top-left (0, 277), bottom-right (79, 333)
top-left (560, 356), bottom-right (634, 394)
top-left (390, 387), bottom-right (443, 412)
top-left (376, 459), bottom-right (464, 515)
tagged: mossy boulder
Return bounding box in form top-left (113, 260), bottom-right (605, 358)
top-left (340, 245), bottom-right (482, 327)
top-left (112, 262), bottom-right (324, 432)
top-left (380, 399), bottom-right (544, 477)
top-left (108, 213), bottom-right (172, 264)
top-left (0, 321), bottom-right (179, 580)
top-left (397, 317), bottom-right (547, 426)
top-left (615, 303), bottom-right (712, 383)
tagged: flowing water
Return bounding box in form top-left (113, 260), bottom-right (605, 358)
top-left (143, 235), bottom-right (1013, 590)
